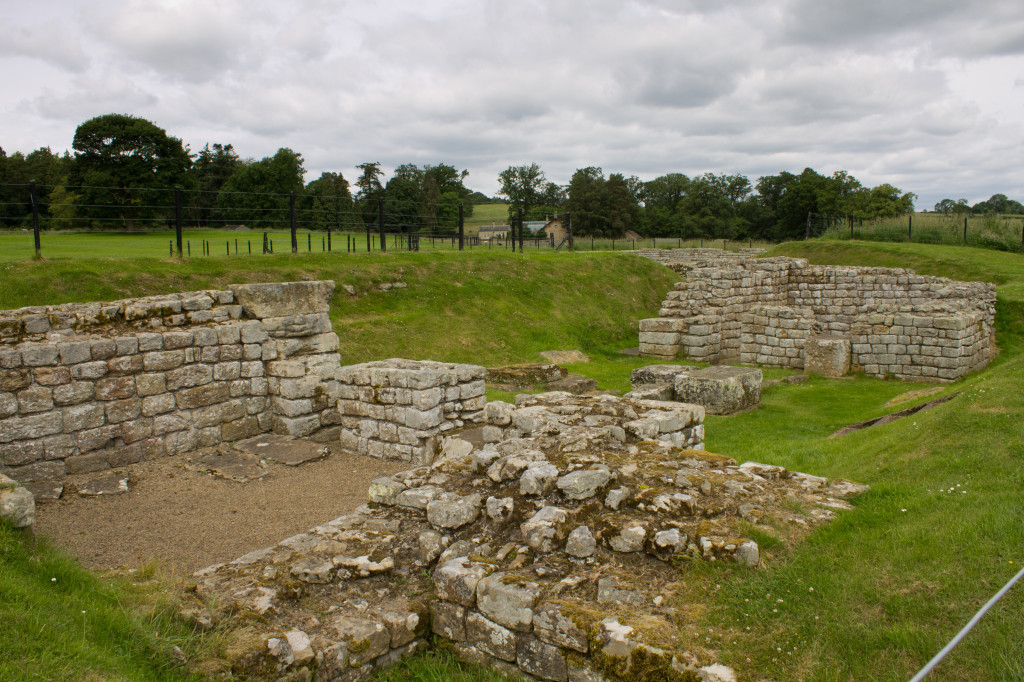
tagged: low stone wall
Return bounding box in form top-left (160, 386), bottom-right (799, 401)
top-left (336, 359), bottom-right (487, 464)
top-left (187, 389), bottom-right (867, 681)
top-left (638, 250), bottom-right (996, 381)
top-left (0, 282), bottom-right (341, 488)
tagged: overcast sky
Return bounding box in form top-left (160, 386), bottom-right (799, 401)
top-left (2, 0), bottom-right (1023, 208)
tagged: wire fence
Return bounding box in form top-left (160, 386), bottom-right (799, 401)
top-left (820, 212), bottom-right (1024, 252)
top-left (0, 181), bottom-right (778, 260)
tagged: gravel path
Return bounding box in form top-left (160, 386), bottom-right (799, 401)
top-left (33, 449), bottom-right (407, 575)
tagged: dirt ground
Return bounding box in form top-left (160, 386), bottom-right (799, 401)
top-left (33, 447), bottom-right (407, 575)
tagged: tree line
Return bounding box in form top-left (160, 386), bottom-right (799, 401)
top-left (3, 112), bottom-right (1019, 240)
top-left (0, 114), bottom-right (478, 233)
top-left (496, 164), bottom-right (922, 241)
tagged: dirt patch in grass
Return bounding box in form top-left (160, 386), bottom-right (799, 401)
top-left (32, 446), bottom-right (407, 575)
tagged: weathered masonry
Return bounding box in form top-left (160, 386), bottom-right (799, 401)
top-left (638, 250), bottom-right (996, 381)
top-left (0, 282), bottom-right (342, 487)
top-left (189, 385), bottom-right (867, 681)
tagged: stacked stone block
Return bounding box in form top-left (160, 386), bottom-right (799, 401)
top-left (0, 282), bottom-right (341, 487)
top-left (739, 306), bottom-right (812, 369)
top-left (337, 359), bottom-right (486, 464)
top-left (851, 308), bottom-right (990, 380)
top-left (637, 249), bottom-right (996, 382)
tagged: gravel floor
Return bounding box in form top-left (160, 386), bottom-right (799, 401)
top-left (33, 448), bottom-right (407, 575)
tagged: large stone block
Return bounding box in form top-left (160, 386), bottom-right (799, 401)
top-left (804, 335), bottom-right (852, 378)
top-left (629, 364), bottom-right (698, 389)
top-left (674, 366), bottom-right (762, 415)
top-left (228, 281), bottom-right (335, 318)
top-left (0, 473), bottom-right (34, 528)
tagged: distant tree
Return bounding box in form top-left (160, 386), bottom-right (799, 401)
top-left (972, 193), bottom-right (1024, 215)
top-left (497, 163), bottom-right (546, 221)
top-left (215, 148), bottom-right (305, 228)
top-left (191, 143), bottom-right (242, 226)
top-left (539, 182), bottom-right (567, 208)
top-left (867, 184), bottom-right (916, 217)
top-left (305, 171), bottom-right (354, 231)
top-left (566, 167), bottom-right (607, 236)
top-left (934, 198), bottom-right (956, 215)
top-left (70, 114), bottom-right (193, 229)
top-left (355, 162), bottom-right (385, 227)
top-left (385, 164), bottom-right (424, 232)
top-left (604, 173), bottom-right (639, 236)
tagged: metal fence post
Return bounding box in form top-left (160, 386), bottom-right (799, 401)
top-left (908, 214), bottom-right (912, 242)
top-left (29, 181), bottom-right (41, 257)
top-left (517, 209), bottom-right (524, 253)
top-left (458, 204), bottom-right (464, 251)
top-left (566, 213), bottom-right (573, 251)
top-left (175, 188), bottom-right (183, 257)
top-left (806, 212), bottom-right (811, 239)
top-left (964, 216), bottom-right (968, 245)
top-left (378, 199), bottom-right (386, 252)
top-left (290, 192), bottom-right (298, 253)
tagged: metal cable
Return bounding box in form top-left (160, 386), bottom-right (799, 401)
top-left (909, 564), bottom-right (1024, 681)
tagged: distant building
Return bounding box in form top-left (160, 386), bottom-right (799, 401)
top-left (542, 217), bottom-right (569, 243)
top-left (478, 224), bottom-right (509, 240)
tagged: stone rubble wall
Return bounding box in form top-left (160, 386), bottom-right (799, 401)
top-left (0, 282), bottom-right (342, 487)
top-left (336, 359), bottom-right (487, 464)
top-left (188, 389), bottom-right (867, 681)
top-left (638, 250), bottom-right (996, 381)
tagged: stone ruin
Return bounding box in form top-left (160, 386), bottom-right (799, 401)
top-left (626, 365), bottom-right (762, 416)
top-left (0, 281), bottom-right (343, 497)
top-left (0, 282), bottom-right (873, 680)
top-left (637, 250), bottom-right (996, 382)
top-left (185, 386), bottom-right (868, 681)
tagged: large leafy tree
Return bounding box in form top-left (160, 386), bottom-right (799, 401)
top-left (0, 146), bottom-right (74, 227)
top-left (70, 114), bottom-right (193, 229)
top-left (215, 148), bottom-right (305, 228)
top-left (191, 143), bottom-right (242, 226)
top-left (384, 164), bottom-right (424, 232)
top-left (497, 163), bottom-right (546, 222)
top-left (305, 171), bottom-right (354, 231)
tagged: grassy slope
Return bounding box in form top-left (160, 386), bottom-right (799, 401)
top-left (695, 241), bottom-right (1024, 680)
top-left (0, 522), bottom-right (200, 681)
top-left (2, 241), bottom-right (1022, 680)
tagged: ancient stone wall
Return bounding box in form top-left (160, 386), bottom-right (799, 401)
top-left (188, 389), bottom-right (867, 681)
top-left (336, 359), bottom-right (487, 464)
top-left (0, 282), bottom-right (341, 488)
top-left (639, 250), bottom-right (996, 381)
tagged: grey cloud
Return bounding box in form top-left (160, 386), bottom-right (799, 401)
top-left (90, 0), bottom-right (259, 83)
top-left (0, 21), bottom-right (90, 72)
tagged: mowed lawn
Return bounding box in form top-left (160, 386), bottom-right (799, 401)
top-left (0, 239), bottom-right (1021, 681)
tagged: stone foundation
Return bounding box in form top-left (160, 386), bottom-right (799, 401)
top-left (187, 390), bottom-right (867, 681)
top-left (638, 250), bottom-right (995, 382)
top-left (336, 359), bottom-right (487, 464)
top-left (0, 282), bottom-right (342, 488)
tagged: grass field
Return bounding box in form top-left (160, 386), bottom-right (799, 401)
top-left (822, 211), bottom-right (1024, 253)
top-left (0, 226), bottom-right (773, 262)
top-left (1, 239), bottom-right (1023, 680)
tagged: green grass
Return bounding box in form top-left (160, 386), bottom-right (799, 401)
top-left (0, 521), bottom-right (201, 681)
top-left (822, 211), bottom-right (1024, 253)
top-left (689, 241), bottom-right (1024, 681)
top-left (464, 202), bottom-right (510, 233)
top-left (2, 239), bottom-right (1024, 680)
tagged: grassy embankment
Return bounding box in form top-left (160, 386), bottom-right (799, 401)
top-left (1, 240), bottom-right (1022, 680)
